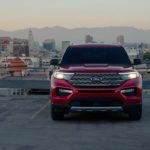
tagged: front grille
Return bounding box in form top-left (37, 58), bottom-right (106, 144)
top-left (78, 90), bottom-right (115, 93)
top-left (69, 73), bottom-right (124, 88)
top-left (70, 98), bottom-right (123, 107)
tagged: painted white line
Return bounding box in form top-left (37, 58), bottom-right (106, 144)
top-left (31, 101), bottom-right (50, 119)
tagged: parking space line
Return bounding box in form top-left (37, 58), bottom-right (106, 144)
top-left (31, 101), bottom-right (50, 119)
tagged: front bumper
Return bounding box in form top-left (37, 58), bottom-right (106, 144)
top-left (51, 77), bottom-right (142, 107)
top-left (51, 103), bottom-right (142, 113)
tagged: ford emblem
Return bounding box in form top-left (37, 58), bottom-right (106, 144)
top-left (90, 77), bottom-right (102, 82)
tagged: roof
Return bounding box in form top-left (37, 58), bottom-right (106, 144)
top-left (8, 58), bottom-right (27, 71)
top-left (69, 43), bottom-right (122, 48)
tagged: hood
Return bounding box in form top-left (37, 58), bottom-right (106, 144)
top-left (59, 64), bottom-right (133, 73)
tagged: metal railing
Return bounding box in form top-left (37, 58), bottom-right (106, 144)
top-left (0, 66), bottom-right (49, 80)
top-left (0, 66), bottom-right (150, 96)
top-left (0, 67), bottom-right (50, 95)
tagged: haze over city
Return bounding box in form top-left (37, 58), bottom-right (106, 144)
top-left (0, 0), bottom-right (150, 31)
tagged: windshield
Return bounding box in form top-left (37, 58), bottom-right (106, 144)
top-left (60, 47), bottom-right (132, 66)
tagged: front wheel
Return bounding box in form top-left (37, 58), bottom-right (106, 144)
top-left (127, 105), bottom-right (142, 120)
top-left (51, 104), bottom-right (64, 121)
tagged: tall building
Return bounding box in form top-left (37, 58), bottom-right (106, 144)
top-left (0, 37), bottom-right (13, 56)
top-left (43, 39), bottom-right (55, 51)
top-left (13, 38), bottom-right (29, 57)
top-left (62, 41), bottom-right (70, 51)
top-left (116, 35), bottom-right (125, 45)
top-left (28, 30), bottom-right (34, 52)
top-left (85, 35), bottom-right (93, 43)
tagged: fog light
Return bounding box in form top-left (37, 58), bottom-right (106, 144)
top-left (121, 88), bottom-right (136, 96)
top-left (57, 88), bottom-right (72, 96)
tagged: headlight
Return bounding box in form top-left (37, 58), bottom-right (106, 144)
top-left (53, 72), bottom-right (74, 80)
top-left (119, 72), bottom-right (140, 80)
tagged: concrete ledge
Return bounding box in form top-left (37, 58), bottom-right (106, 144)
top-left (143, 89), bottom-right (150, 94)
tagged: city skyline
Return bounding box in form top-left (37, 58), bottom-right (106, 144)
top-left (0, 0), bottom-right (150, 31)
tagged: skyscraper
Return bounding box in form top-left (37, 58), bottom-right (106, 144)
top-left (28, 30), bottom-right (34, 53)
top-left (43, 39), bottom-right (55, 51)
top-left (13, 38), bottom-right (29, 57)
top-left (116, 35), bottom-right (125, 45)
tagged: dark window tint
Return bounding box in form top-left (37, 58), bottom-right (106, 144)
top-left (60, 47), bottom-right (132, 66)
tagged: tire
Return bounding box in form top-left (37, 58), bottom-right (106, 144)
top-left (127, 105), bottom-right (142, 120)
top-left (51, 104), bottom-right (64, 121)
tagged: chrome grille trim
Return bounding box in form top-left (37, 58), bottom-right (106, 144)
top-left (70, 106), bottom-right (123, 112)
top-left (69, 73), bottom-right (124, 87)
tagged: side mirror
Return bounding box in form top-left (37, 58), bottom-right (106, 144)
top-left (133, 59), bottom-right (142, 65)
top-left (50, 59), bottom-right (59, 66)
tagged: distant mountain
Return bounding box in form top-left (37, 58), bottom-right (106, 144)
top-left (0, 26), bottom-right (150, 49)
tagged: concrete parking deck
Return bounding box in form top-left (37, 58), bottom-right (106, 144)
top-left (0, 95), bottom-right (150, 150)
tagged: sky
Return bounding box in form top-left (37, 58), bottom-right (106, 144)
top-left (0, 0), bottom-right (150, 31)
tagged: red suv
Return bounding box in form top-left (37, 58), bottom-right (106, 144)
top-left (50, 44), bottom-right (142, 120)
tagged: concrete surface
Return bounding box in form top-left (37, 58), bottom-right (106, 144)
top-left (0, 79), bottom-right (150, 89)
top-left (0, 95), bottom-right (150, 150)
